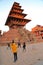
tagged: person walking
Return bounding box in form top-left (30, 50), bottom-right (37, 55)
top-left (10, 40), bottom-right (18, 62)
top-left (7, 43), bottom-right (10, 49)
top-left (18, 41), bottom-right (21, 48)
top-left (23, 42), bottom-right (26, 51)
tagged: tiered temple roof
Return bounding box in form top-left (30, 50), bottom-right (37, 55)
top-left (32, 25), bottom-right (43, 32)
top-left (5, 2), bottom-right (31, 28)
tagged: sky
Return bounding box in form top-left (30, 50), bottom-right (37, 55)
top-left (0, 0), bottom-right (43, 33)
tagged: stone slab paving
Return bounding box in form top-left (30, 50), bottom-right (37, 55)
top-left (33, 61), bottom-right (43, 65)
top-left (0, 43), bottom-right (43, 65)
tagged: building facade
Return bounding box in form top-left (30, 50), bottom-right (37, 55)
top-left (32, 25), bottom-right (43, 42)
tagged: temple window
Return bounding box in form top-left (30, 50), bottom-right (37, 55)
top-left (16, 19), bottom-right (18, 21)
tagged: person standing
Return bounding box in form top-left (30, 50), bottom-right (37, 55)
top-left (10, 40), bottom-right (18, 62)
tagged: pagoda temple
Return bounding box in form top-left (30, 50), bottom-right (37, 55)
top-left (32, 25), bottom-right (43, 42)
top-left (5, 2), bottom-right (31, 28)
top-left (0, 2), bottom-right (31, 45)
